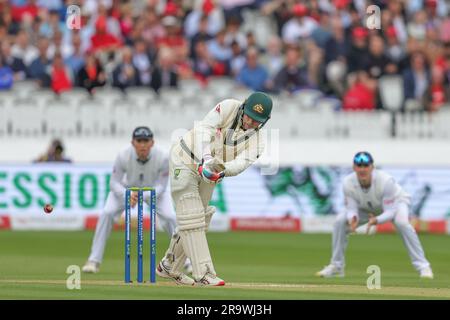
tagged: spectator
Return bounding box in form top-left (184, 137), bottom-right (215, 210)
top-left (156, 15), bottom-right (187, 54)
top-left (34, 139), bottom-right (72, 163)
top-left (0, 55), bottom-right (14, 90)
top-left (47, 9), bottom-right (65, 37)
top-left (324, 15), bottom-right (349, 64)
top-left (34, 8), bottom-right (52, 38)
top-left (76, 10), bottom-right (96, 54)
top-left (366, 35), bottom-right (397, 78)
top-left (132, 39), bottom-right (155, 86)
top-left (109, 0), bottom-right (123, 19)
top-left (334, 0), bottom-right (353, 29)
top-left (407, 10), bottom-right (428, 41)
top-left (65, 33), bottom-right (85, 78)
top-left (220, 0), bottom-right (255, 24)
top-left (150, 47), bottom-right (178, 93)
top-left (189, 14), bottom-right (214, 59)
top-left (118, 2), bottom-right (134, 42)
top-left (102, 50), bottom-right (119, 85)
top-left (192, 40), bottom-right (214, 82)
top-left (157, 16), bottom-right (190, 78)
top-left (425, 0), bottom-right (449, 19)
top-left (161, 1), bottom-right (185, 21)
top-left (308, 0), bottom-right (324, 23)
top-left (236, 46), bottom-right (269, 92)
top-left (50, 52), bottom-right (72, 94)
top-left (282, 3), bottom-right (318, 45)
top-left (184, 0), bottom-right (224, 39)
top-left (10, 0), bottom-right (39, 24)
top-left (271, 46), bottom-right (311, 94)
top-left (47, 30), bottom-right (63, 60)
top-left (424, 65), bottom-right (449, 112)
top-left (36, 0), bottom-right (63, 11)
top-left (245, 31), bottom-right (262, 53)
top-left (1, 40), bottom-right (27, 81)
top-left (192, 39), bottom-right (227, 84)
top-left (0, 23), bottom-right (7, 43)
top-left (385, 26), bottom-right (407, 66)
top-left (141, 8), bottom-right (165, 46)
top-left (112, 46), bottom-right (139, 92)
top-left (260, 36), bottom-right (284, 80)
top-left (435, 41), bottom-right (450, 82)
top-left (11, 29), bottom-right (39, 66)
top-left (229, 40), bottom-right (245, 77)
top-left (207, 29), bottom-right (233, 63)
top-left (90, 15), bottom-right (122, 54)
top-left (305, 40), bottom-right (325, 87)
top-left (387, 0), bottom-right (408, 44)
top-left (97, 3), bottom-right (122, 39)
top-left (224, 16), bottom-right (246, 50)
top-left (346, 26), bottom-right (370, 74)
top-left (1, 5), bottom-right (18, 35)
top-left (342, 71), bottom-right (377, 111)
top-left (28, 37), bottom-right (51, 87)
top-left (403, 51), bottom-right (431, 110)
top-left (76, 52), bottom-right (106, 94)
top-left (127, 15), bottom-right (146, 47)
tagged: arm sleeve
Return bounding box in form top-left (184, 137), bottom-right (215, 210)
top-left (376, 178), bottom-right (399, 224)
top-left (109, 154), bottom-right (127, 200)
top-left (193, 100), bottom-right (231, 159)
top-left (224, 134), bottom-right (265, 177)
top-left (344, 186), bottom-right (359, 222)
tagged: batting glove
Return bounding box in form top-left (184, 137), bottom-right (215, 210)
top-left (198, 159), bottom-right (225, 184)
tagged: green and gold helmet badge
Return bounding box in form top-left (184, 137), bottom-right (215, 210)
top-left (253, 104), bottom-right (264, 114)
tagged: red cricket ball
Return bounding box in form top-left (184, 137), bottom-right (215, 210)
top-left (44, 204), bottom-right (53, 214)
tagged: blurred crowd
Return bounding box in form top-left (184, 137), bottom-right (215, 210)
top-left (0, 0), bottom-right (449, 112)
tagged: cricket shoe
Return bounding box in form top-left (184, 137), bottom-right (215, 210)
top-left (195, 272), bottom-right (225, 286)
top-left (156, 261), bottom-right (195, 286)
top-left (419, 267), bottom-right (434, 279)
top-left (82, 261), bottom-right (100, 273)
top-left (315, 264), bottom-right (345, 278)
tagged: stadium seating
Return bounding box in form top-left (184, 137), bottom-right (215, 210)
top-left (1, 80), bottom-right (450, 141)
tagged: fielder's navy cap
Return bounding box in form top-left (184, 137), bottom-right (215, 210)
top-left (132, 126), bottom-right (153, 140)
top-left (353, 151), bottom-right (374, 166)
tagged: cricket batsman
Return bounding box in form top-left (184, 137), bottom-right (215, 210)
top-left (316, 151), bottom-right (434, 279)
top-left (82, 126), bottom-right (190, 273)
top-left (156, 92), bottom-right (273, 286)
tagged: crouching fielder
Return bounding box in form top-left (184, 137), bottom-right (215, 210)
top-left (316, 151), bottom-right (433, 279)
top-left (157, 92), bottom-right (273, 286)
top-left (82, 126), bottom-right (179, 273)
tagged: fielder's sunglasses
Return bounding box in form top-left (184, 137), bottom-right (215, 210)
top-left (353, 152), bottom-right (373, 167)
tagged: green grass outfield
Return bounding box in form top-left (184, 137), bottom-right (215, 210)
top-left (0, 231), bottom-right (449, 299)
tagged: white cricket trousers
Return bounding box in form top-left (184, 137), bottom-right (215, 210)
top-left (87, 189), bottom-right (177, 264)
top-left (330, 202), bottom-right (431, 271)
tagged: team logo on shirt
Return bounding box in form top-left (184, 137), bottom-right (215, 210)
top-left (253, 104), bottom-right (264, 114)
top-left (174, 169), bottom-right (181, 179)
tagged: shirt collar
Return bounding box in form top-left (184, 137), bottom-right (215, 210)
top-left (135, 150), bottom-right (151, 164)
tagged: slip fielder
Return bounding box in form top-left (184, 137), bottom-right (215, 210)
top-left (316, 151), bottom-right (434, 279)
